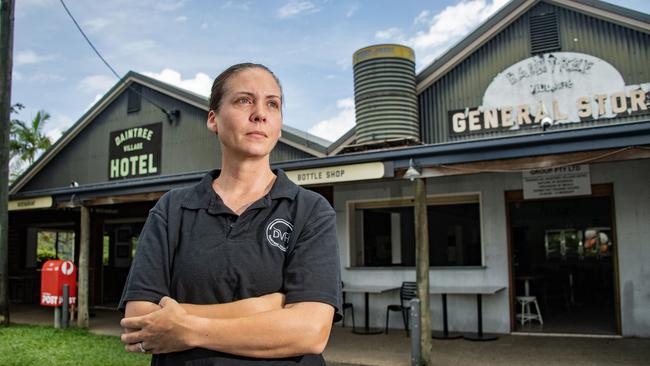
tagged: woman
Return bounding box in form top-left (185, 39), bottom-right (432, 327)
top-left (118, 63), bottom-right (342, 365)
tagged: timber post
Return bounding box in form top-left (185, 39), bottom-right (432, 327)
top-left (414, 178), bottom-right (432, 365)
top-left (77, 205), bottom-right (90, 328)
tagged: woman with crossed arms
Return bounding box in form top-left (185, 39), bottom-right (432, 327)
top-left (119, 63), bottom-right (342, 365)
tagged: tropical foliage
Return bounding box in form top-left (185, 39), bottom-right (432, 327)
top-left (8, 104), bottom-right (53, 183)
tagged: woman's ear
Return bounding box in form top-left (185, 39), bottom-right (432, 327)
top-left (207, 110), bottom-right (218, 134)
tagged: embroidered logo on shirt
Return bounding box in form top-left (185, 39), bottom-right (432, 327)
top-left (265, 218), bottom-right (293, 252)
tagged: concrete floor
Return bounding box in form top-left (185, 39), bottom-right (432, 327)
top-left (8, 304), bottom-right (650, 366)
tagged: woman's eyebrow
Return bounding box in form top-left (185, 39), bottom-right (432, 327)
top-left (232, 91), bottom-right (280, 99)
top-left (232, 91), bottom-right (255, 97)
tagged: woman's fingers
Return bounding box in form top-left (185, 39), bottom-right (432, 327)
top-left (120, 314), bottom-right (147, 329)
top-left (120, 329), bottom-right (144, 344)
top-left (124, 341), bottom-right (155, 354)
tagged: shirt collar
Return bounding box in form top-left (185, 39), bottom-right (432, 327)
top-left (181, 168), bottom-right (298, 210)
top-left (269, 169), bottom-right (300, 201)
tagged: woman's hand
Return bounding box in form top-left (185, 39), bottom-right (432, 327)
top-left (120, 296), bottom-right (195, 354)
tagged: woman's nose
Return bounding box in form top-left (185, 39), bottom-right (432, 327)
top-left (250, 104), bottom-right (267, 123)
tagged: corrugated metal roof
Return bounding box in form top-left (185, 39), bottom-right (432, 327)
top-left (9, 71), bottom-right (329, 194)
top-left (11, 121), bottom-right (650, 201)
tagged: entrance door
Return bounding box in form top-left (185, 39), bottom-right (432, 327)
top-left (101, 221), bottom-right (144, 305)
top-left (507, 187), bottom-right (619, 335)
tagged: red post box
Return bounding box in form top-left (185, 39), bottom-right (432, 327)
top-left (40, 259), bottom-right (77, 307)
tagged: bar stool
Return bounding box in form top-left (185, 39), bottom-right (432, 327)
top-left (516, 296), bottom-right (543, 325)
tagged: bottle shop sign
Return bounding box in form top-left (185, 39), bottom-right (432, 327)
top-left (108, 122), bottom-right (162, 180)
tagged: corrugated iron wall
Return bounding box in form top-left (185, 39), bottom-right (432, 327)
top-left (418, 2), bottom-right (650, 144)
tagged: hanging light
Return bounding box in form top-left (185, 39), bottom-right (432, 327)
top-left (403, 158), bottom-right (421, 181)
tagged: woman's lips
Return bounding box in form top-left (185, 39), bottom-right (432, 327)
top-left (246, 131), bottom-right (267, 138)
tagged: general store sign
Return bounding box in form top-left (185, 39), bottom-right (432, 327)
top-left (523, 165), bottom-right (591, 199)
top-left (285, 162), bottom-right (386, 185)
top-left (449, 52), bottom-right (650, 136)
top-left (108, 122), bottom-right (162, 180)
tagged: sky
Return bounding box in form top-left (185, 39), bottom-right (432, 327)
top-left (10, 0), bottom-right (650, 146)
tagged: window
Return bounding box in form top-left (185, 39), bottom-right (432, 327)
top-left (127, 84), bottom-right (142, 113)
top-left (103, 234), bottom-right (110, 266)
top-left (36, 229), bottom-right (75, 265)
top-left (131, 235), bottom-right (139, 258)
top-left (428, 203), bottom-right (481, 266)
top-left (349, 194), bottom-right (482, 267)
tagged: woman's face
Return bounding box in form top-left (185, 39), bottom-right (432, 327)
top-left (207, 68), bottom-right (282, 160)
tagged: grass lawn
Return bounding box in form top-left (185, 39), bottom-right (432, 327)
top-left (0, 324), bottom-right (151, 366)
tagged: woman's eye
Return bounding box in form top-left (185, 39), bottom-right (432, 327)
top-left (268, 100), bottom-right (280, 109)
top-left (237, 97), bottom-right (252, 105)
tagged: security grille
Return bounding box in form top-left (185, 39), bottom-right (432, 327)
top-left (529, 12), bottom-right (561, 54)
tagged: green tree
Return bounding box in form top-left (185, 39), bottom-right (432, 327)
top-left (10, 109), bottom-right (52, 164)
top-left (9, 105), bottom-right (52, 182)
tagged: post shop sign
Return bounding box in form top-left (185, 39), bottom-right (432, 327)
top-left (109, 122), bottom-right (162, 180)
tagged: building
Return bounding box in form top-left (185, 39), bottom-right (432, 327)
top-left (9, 0), bottom-right (650, 337)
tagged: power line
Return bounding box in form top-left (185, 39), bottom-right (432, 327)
top-left (59, 0), bottom-right (120, 79)
top-left (58, 0), bottom-right (180, 123)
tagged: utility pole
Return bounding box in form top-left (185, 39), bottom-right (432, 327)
top-left (415, 178), bottom-right (432, 365)
top-left (0, 0), bottom-right (16, 326)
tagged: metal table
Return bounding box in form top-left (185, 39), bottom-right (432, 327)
top-left (342, 284), bottom-right (400, 335)
top-left (428, 286), bottom-right (506, 341)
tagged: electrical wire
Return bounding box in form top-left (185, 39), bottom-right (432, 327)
top-left (59, 0), bottom-right (120, 79)
top-left (59, 0), bottom-right (179, 123)
top-left (430, 146), bottom-right (646, 174)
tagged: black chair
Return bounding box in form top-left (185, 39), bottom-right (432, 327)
top-left (341, 282), bottom-right (355, 329)
top-left (385, 281), bottom-right (417, 336)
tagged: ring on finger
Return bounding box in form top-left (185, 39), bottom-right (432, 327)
top-left (139, 342), bottom-right (147, 353)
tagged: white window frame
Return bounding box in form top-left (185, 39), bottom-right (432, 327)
top-left (347, 192), bottom-right (484, 268)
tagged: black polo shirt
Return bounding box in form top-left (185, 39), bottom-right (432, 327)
top-left (119, 169), bottom-right (342, 366)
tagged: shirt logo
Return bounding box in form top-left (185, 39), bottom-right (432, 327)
top-left (266, 218), bottom-right (293, 252)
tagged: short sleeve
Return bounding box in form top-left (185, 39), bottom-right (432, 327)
top-left (283, 200), bottom-right (342, 322)
top-left (117, 202), bottom-right (172, 313)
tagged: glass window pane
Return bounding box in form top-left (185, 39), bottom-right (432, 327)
top-left (56, 231), bottom-right (75, 261)
top-left (428, 203), bottom-right (481, 266)
top-left (360, 207), bottom-right (414, 266)
top-left (37, 231), bottom-right (57, 265)
top-left (103, 235), bottom-right (110, 266)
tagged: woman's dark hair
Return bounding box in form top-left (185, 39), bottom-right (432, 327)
top-left (208, 63), bottom-right (283, 112)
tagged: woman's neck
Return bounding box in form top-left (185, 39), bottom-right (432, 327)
top-left (217, 156), bottom-right (274, 188)
top-left (212, 155), bottom-right (276, 214)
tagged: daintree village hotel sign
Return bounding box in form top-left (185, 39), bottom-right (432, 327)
top-left (109, 122), bottom-right (162, 180)
top-left (450, 52), bottom-right (650, 136)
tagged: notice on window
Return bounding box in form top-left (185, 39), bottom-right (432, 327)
top-left (523, 164), bottom-right (591, 199)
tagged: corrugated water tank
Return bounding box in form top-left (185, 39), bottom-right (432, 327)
top-left (353, 44), bottom-right (419, 144)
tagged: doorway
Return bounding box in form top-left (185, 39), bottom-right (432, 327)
top-left (100, 220), bottom-right (145, 306)
top-left (507, 187), bottom-right (619, 335)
